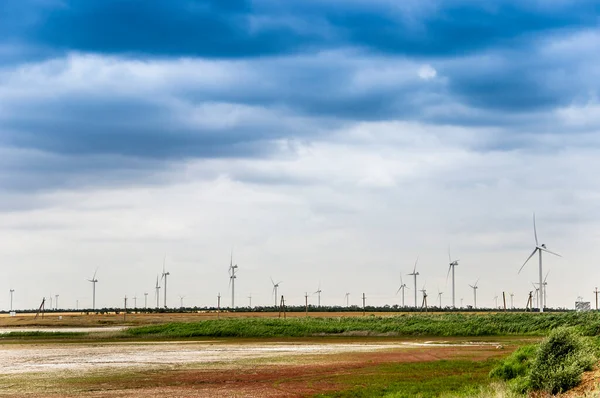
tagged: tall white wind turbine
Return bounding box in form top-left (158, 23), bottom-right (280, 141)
top-left (408, 257), bottom-right (420, 308)
top-left (446, 249), bottom-right (459, 308)
top-left (518, 213), bottom-right (561, 313)
top-left (542, 271), bottom-right (549, 309)
top-left (396, 275), bottom-right (408, 307)
top-left (161, 256), bottom-right (170, 309)
top-left (228, 250), bottom-right (238, 308)
top-left (344, 292), bottom-right (350, 307)
top-left (271, 278), bottom-right (282, 306)
top-left (87, 268), bottom-right (98, 310)
top-left (437, 288), bottom-right (443, 308)
top-left (469, 279), bottom-right (479, 309)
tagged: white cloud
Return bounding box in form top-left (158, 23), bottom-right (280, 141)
top-left (418, 64), bottom-right (437, 80)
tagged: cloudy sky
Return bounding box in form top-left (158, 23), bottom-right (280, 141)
top-left (1, 0), bottom-right (599, 311)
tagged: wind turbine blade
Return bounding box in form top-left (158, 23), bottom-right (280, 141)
top-left (400, 274), bottom-right (404, 286)
top-left (468, 284), bottom-right (474, 288)
top-left (544, 270), bottom-right (550, 283)
top-left (533, 213), bottom-right (539, 247)
top-left (270, 277), bottom-right (275, 286)
top-left (396, 287), bottom-right (401, 295)
top-left (474, 278), bottom-right (480, 287)
top-left (518, 248), bottom-right (538, 273)
top-left (540, 247), bottom-right (562, 257)
top-left (92, 267), bottom-right (98, 280)
top-left (448, 247), bottom-right (452, 263)
top-left (414, 256), bottom-right (419, 273)
top-left (446, 265), bottom-right (451, 283)
top-left (163, 255), bottom-right (166, 272)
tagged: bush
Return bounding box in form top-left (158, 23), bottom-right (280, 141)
top-left (490, 327), bottom-right (597, 395)
top-left (528, 327), bottom-right (596, 394)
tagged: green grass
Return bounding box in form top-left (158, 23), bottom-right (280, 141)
top-left (123, 312), bottom-right (600, 339)
top-left (0, 331), bottom-right (88, 338)
top-left (314, 359), bottom-right (498, 397)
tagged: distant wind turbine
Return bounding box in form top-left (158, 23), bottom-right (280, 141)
top-left (161, 256), bottom-right (170, 308)
top-left (518, 213), bottom-right (561, 313)
top-left (437, 288), bottom-right (443, 308)
top-left (271, 278), bottom-right (282, 306)
top-left (408, 256), bottom-right (420, 308)
top-left (446, 248), bottom-right (459, 308)
top-left (154, 275), bottom-right (161, 308)
top-left (88, 268), bottom-right (98, 310)
top-left (228, 249), bottom-right (238, 308)
top-left (179, 295), bottom-right (185, 308)
top-left (469, 279), bottom-right (479, 309)
top-left (542, 271), bottom-right (549, 309)
top-left (494, 294), bottom-right (498, 309)
top-left (420, 285), bottom-right (428, 310)
top-left (396, 274), bottom-right (409, 307)
top-left (344, 292), bottom-right (350, 307)
top-left (314, 283), bottom-right (322, 307)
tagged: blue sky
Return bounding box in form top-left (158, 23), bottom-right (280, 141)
top-left (1, 0), bottom-right (600, 310)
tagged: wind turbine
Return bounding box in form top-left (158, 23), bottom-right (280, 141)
top-left (437, 288), bottom-right (443, 308)
top-left (420, 284), bottom-right (428, 310)
top-left (396, 275), bottom-right (408, 307)
top-left (542, 271), bottom-right (549, 309)
top-left (408, 256), bottom-right (420, 308)
top-left (271, 278), bottom-right (282, 306)
top-left (446, 249), bottom-right (459, 308)
top-left (532, 283), bottom-right (540, 309)
top-left (468, 279), bottom-right (479, 309)
top-left (154, 275), bottom-right (161, 308)
top-left (314, 283), bottom-right (322, 307)
top-left (344, 292), bottom-right (350, 307)
top-left (228, 249), bottom-right (238, 308)
top-left (9, 289), bottom-right (14, 312)
top-left (518, 213), bottom-right (561, 313)
top-left (87, 268), bottom-right (98, 310)
top-left (179, 295), bottom-right (185, 308)
top-left (161, 256), bottom-right (170, 309)
top-left (494, 294), bottom-right (498, 309)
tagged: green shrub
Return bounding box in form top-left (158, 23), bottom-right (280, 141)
top-left (528, 327), bottom-right (596, 394)
top-left (490, 327), bottom-right (597, 395)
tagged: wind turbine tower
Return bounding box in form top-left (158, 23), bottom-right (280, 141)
top-left (88, 269), bottom-right (98, 310)
top-left (518, 213), bottom-right (561, 313)
top-left (345, 292), bottom-right (350, 307)
top-left (408, 257), bottom-right (420, 308)
top-left (437, 289), bottom-right (443, 308)
top-left (469, 279), bottom-right (479, 309)
top-left (229, 250), bottom-right (238, 308)
top-left (162, 257), bottom-right (170, 309)
top-left (447, 249), bottom-right (459, 308)
top-left (314, 283), bottom-right (322, 307)
top-left (396, 275), bottom-right (408, 307)
top-left (271, 278), bottom-right (282, 307)
top-left (9, 289), bottom-right (14, 312)
top-left (154, 275), bottom-right (161, 308)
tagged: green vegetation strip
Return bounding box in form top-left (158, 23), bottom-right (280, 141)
top-left (314, 359), bottom-right (497, 398)
top-left (124, 312), bottom-right (600, 338)
top-left (0, 331), bottom-right (88, 338)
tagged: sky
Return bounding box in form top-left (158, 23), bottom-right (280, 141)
top-left (1, 0), bottom-right (600, 311)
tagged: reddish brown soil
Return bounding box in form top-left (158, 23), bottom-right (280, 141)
top-left (39, 345), bottom-right (509, 398)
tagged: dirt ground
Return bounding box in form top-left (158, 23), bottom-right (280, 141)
top-left (0, 339), bottom-right (511, 397)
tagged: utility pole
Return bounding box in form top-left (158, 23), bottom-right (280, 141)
top-left (76, 299), bottom-right (79, 311)
top-left (510, 293), bottom-right (514, 309)
top-left (502, 292), bottom-right (507, 311)
top-left (362, 293), bottom-right (366, 316)
top-left (9, 289), bottom-right (14, 312)
top-left (595, 287), bottom-right (599, 311)
top-left (144, 292), bottom-right (148, 309)
top-left (133, 296), bottom-right (137, 309)
top-left (124, 295), bottom-right (127, 321)
top-left (279, 295), bottom-right (286, 319)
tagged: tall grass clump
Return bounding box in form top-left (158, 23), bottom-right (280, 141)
top-left (490, 327), bottom-right (597, 395)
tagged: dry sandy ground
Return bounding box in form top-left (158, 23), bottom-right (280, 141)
top-left (0, 339), bottom-right (508, 397)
